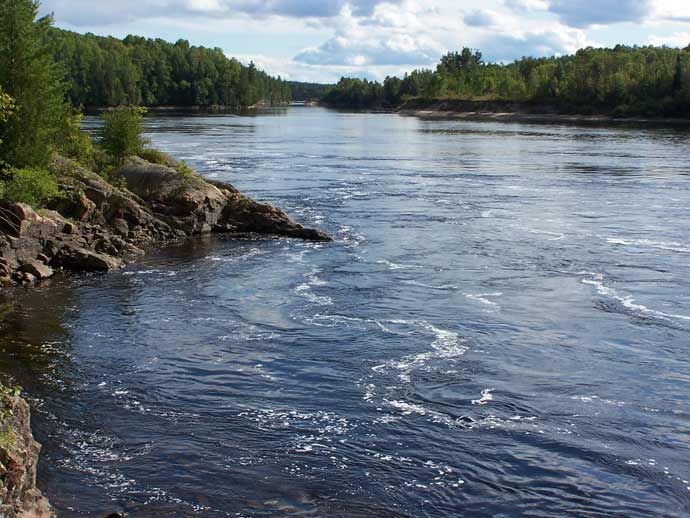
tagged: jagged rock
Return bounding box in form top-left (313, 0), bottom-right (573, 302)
top-left (19, 260), bottom-right (53, 280)
top-left (0, 390), bottom-right (55, 518)
top-left (110, 218), bottom-right (129, 237)
top-left (54, 245), bottom-right (122, 272)
top-left (50, 190), bottom-right (96, 223)
top-left (113, 157), bottom-right (332, 241)
top-left (0, 154), bottom-right (330, 285)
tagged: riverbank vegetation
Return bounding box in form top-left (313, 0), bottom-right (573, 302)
top-left (322, 46), bottom-right (690, 116)
top-left (288, 82), bottom-right (332, 102)
top-left (49, 29), bottom-right (292, 109)
top-left (0, 0), bottom-right (295, 210)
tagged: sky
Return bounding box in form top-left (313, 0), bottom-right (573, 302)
top-left (39, 0), bottom-right (690, 84)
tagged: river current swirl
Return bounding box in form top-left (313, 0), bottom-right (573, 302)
top-left (1, 108), bottom-right (690, 517)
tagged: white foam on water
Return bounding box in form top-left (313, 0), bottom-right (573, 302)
top-left (464, 292), bottom-right (503, 307)
top-left (294, 283), bottom-right (333, 306)
top-left (472, 389), bottom-right (495, 406)
top-left (525, 228), bottom-right (566, 241)
top-left (308, 314), bottom-right (402, 334)
top-left (607, 237), bottom-right (690, 253)
top-left (571, 395), bottom-right (627, 407)
top-left (385, 400), bottom-right (458, 427)
top-left (580, 272), bottom-right (690, 322)
top-left (376, 259), bottom-right (423, 270)
top-left (306, 268), bottom-right (327, 286)
top-left (388, 323), bottom-right (467, 382)
top-left (206, 247), bottom-right (267, 263)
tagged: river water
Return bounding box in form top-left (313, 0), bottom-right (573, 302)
top-left (2, 107), bottom-right (690, 517)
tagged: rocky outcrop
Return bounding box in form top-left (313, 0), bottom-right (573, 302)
top-left (0, 154), bottom-right (330, 285)
top-left (0, 389), bottom-right (55, 518)
top-left (114, 157), bottom-right (329, 240)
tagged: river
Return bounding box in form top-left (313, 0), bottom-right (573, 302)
top-left (2, 107), bottom-right (690, 517)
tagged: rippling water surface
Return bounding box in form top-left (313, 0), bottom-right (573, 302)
top-left (2, 108), bottom-right (690, 517)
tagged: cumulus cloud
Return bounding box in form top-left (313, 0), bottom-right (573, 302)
top-left (479, 29), bottom-right (587, 62)
top-left (40, 0), bottom-right (402, 26)
top-left (649, 31), bottom-right (690, 47)
top-left (548, 0), bottom-right (652, 28)
top-left (294, 3), bottom-right (444, 67)
top-left (295, 33), bottom-right (442, 66)
top-left (39, 0), bottom-right (683, 82)
top-left (503, 0), bottom-right (549, 13)
top-left (463, 9), bottom-right (500, 27)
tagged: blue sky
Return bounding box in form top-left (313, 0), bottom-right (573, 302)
top-left (39, 0), bottom-right (690, 83)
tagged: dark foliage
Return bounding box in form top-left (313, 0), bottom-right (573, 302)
top-left (48, 29), bottom-right (292, 108)
top-left (323, 45), bottom-right (690, 116)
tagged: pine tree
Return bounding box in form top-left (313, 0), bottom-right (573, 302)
top-left (0, 0), bottom-right (66, 168)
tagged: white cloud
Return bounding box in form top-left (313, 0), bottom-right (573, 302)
top-left (294, 3), bottom-right (445, 67)
top-left (548, 0), bottom-right (652, 27)
top-left (463, 9), bottom-right (501, 27)
top-left (649, 31), bottom-right (690, 47)
top-left (40, 0), bottom-right (688, 83)
top-left (503, 0), bottom-right (549, 13)
top-left (40, 0), bottom-right (404, 25)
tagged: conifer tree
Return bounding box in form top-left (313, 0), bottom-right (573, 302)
top-left (0, 0), bottom-right (66, 168)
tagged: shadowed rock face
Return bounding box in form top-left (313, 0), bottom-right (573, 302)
top-left (114, 157), bottom-right (331, 240)
top-left (0, 391), bottom-right (55, 518)
top-left (0, 154), bottom-right (331, 285)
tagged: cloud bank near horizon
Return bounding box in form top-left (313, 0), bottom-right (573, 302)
top-left (39, 0), bottom-right (690, 83)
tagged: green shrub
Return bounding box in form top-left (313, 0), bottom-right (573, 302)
top-left (0, 167), bottom-right (61, 208)
top-left (138, 148), bottom-right (169, 166)
top-left (0, 384), bottom-right (21, 420)
top-left (99, 106), bottom-right (148, 164)
top-left (56, 111), bottom-right (95, 168)
top-left (176, 160), bottom-right (194, 186)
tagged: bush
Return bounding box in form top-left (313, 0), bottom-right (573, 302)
top-left (56, 111), bottom-right (95, 168)
top-left (0, 167), bottom-right (61, 208)
top-left (176, 160), bottom-right (194, 186)
top-left (99, 106), bottom-right (148, 164)
top-left (138, 148), bottom-right (169, 166)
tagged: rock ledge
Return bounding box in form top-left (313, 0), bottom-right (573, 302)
top-left (0, 154), bottom-right (331, 285)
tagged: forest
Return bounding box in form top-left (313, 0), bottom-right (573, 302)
top-left (287, 82), bottom-right (332, 102)
top-left (49, 28), bottom-right (292, 109)
top-left (322, 46), bottom-right (690, 116)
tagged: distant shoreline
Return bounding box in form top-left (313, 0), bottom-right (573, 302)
top-left (83, 102), bottom-right (291, 115)
top-left (397, 100), bottom-right (690, 126)
top-left (319, 99), bottom-right (690, 127)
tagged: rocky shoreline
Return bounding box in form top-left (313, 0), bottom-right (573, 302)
top-left (0, 154), bottom-right (330, 286)
top-left (0, 389), bottom-right (54, 518)
top-left (0, 153), bottom-right (330, 515)
top-left (396, 99), bottom-right (690, 125)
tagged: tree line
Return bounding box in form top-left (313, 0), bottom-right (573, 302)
top-left (287, 81), bottom-right (332, 102)
top-left (49, 28), bottom-right (291, 109)
top-left (322, 45), bottom-right (690, 116)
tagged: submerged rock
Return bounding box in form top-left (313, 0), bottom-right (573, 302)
top-left (0, 153), bottom-right (331, 284)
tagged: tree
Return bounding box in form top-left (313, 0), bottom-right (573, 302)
top-left (99, 106), bottom-right (148, 164)
top-left (673, 53), bottom-right (683, 95)
top-left (0, 0), bottom-right (67, 168)
top-left (0, 88), bottom-right (14, 146)
top-left (47, 28), bottom-right (291, 110)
